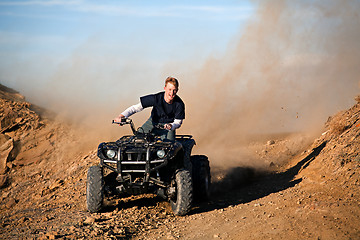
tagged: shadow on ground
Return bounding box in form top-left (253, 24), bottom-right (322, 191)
top-left (192, 141), bottom-right (327, 214)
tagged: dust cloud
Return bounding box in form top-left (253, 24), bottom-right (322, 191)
top-left (7, 1), bottom-right (359, 173)
top-left (30, 43), bottom-right (159, 146)
top-left (181, 0), bottom-right (360, 170)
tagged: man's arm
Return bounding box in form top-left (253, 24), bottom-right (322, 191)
top-left (114, 103), bottom-right (143, 122)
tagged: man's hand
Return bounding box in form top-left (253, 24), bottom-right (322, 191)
top-left (164, 123), bottom-right (172, 130)
top-left (114, 114), bottom-right (125, 123)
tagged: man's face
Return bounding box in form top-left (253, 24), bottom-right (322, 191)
top-left (164, 83), bottom-right (178, 102)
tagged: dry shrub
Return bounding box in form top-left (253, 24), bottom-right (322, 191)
top-left (330, 121), bottom-right (348, 136)
top-left (326, 111), bottom-right (348, 136)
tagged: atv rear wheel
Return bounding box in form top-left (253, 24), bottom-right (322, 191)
top-left (86, 165), bottom-right (104, 213)
top-left (170, 169), bottom-right (193, 216)
top-left (191, 155), bottom-right (211, 201)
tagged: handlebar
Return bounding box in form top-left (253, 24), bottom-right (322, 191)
top-left (112, 118), bottom-right (136, 134)
top-left (112, 118), bottom-right (131, 126)
top-left (113, 118), bottom-right (170, 133)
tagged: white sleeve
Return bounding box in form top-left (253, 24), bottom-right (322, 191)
top-left (121, 103), bottom-right (144, 118)
top-left (171, 119), bottom-right (183, 130)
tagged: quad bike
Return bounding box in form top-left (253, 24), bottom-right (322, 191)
top-left (86, 118), bottom-right (211, 216)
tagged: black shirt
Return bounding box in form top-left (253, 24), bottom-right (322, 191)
top-left (140, 92), bottom-right (185, 124)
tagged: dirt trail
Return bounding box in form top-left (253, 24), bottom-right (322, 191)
top-left (0, 85), bottom-right (359, 239)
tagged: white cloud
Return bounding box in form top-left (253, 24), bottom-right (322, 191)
top-left (0, 1), bottom-right (253, 20)
top-left (0, 0), bottom-right (82, 6)
top-left (74, 4), bottom-right (253, 19)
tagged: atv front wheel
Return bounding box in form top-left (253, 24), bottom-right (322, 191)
top-left (191, 155), bottom-right (211, 201)
top-left (170, 169), bottom-right (193, 216)
top-left (86, 165), bottom-right (104, 213)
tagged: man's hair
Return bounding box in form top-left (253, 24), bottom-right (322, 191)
top-left (165, 76), bottom-right (179, 89)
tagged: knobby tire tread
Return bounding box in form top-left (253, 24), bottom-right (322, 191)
top-left (171, 169), bottom-right (193, 216)
top-left (86, 165), bottom-right (104, 213)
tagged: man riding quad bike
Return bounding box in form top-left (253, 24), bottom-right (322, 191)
top-left (86, 118), bottom-right (211, 216)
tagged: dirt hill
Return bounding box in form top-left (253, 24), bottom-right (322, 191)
top-left (0, 84), bottom-right (359, 239)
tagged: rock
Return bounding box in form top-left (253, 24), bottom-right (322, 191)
top-left (355, 95), bottom-right (360, 103)
top-left (47, 234), bottom-right (56, 240)
top-left (267, 140), bottom-right (275, 145)
top-left (84, 216), bottom-right (95, 224)
top-left (0, 174), bottom-right (7, 188)
top-left (0, 135), bottom-right (13, 174)
top-left (6, 197), bottom-right (17, 208)
top-left (41, 216), bottom-right (49, 222)
top-left (46, 132), bottom-right (54, 140)
top-left (37, 234), bottom-right (48, 240)
top-left (46, 231), bottom-right (59, 240)
top-left (69, 226), bottom-right (76, 233)
top-left (19, 217), bottom-right (28, 223)
top-left (0, 133), bottom-right (11, 145)
top-left (0, 109), bottom-right (21, 132)
top-left (15, 117), bottom-right (23, 124)
top-left (1, 191), bottom-right (9, 199)
top-left (102, 212), bottom-right (113, 218)
top-left (49, 179), bottom-right (64, 190)
top-left (6, 161), bottom-right (14, 169)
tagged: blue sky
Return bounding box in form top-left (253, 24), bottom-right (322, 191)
top-left (0, 0), bottom-right (254, 101)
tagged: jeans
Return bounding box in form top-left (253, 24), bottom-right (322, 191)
top-left (140, 117), bottom-right (175, 141)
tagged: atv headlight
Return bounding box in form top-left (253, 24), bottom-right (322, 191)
top-left (157, 149), bottom-right (166, 158)
top-left (106, 149), bottom-right (116, 159)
